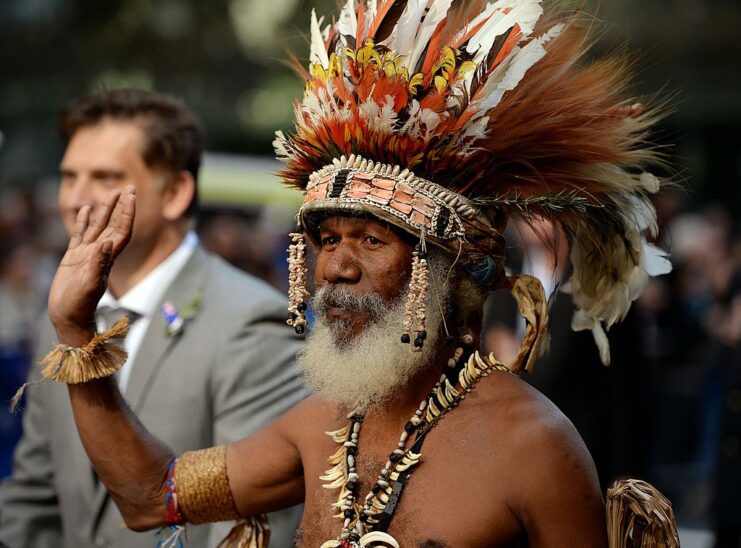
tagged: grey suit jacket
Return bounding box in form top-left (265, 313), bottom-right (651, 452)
top-left (0, 246), bottom-right (308, 548)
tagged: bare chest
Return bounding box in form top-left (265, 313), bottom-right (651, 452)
top-left (295, 414), bottom-right (523, 547)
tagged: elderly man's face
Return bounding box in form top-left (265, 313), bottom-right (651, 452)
top-left (314, 216), bottom-right (414, 341)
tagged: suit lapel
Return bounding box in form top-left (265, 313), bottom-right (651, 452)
top-left (89, 246), bottom-right (212, 535)
top-left (124, 246), bottom-right (210, 411)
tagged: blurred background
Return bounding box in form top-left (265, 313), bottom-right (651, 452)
top-left (0, 0), bottom-right (739, 546)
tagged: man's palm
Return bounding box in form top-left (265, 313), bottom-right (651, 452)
top-left (48, 187), bottom-right (136, 336)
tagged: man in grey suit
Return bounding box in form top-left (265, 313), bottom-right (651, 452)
top-left (0, 89), bottom-right (307, 547)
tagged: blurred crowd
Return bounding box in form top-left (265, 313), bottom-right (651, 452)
top-left (483, 188), bottom-right (741, 541)
top-left (1, 181), bottom-right (739, 538)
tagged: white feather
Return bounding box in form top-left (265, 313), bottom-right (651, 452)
top-left (640, 171), bottom-right (661, 194)
top-left (465, 0), bottom-right (543, 65)
top-left (450, 2), bottom-right (499, 46)
top-left (474, 24), bottom-right (564, 117)
top-left (310, 9), bottom-right (329, 68)
top-left (301, 90), bottom-right (325, 125)
top-left (571, 310), bottom-right (611, 366)
top-left (642, 242), bottom-right (672, 277)
top-left (592, 321), bottom-right (611, 366)
top-left (451, 116), bottom-right (489, 156)
top-left (625, 194), bottom-right (658, 236)
top-left (362, 0), bottom-right (377, 40)
top-left (385, 0), bottom-right (428, 60)
top-left (399, 100), bottom-right (421, 135)
top-left (378, 100), bottom-right (399, 130)
top-left (360, 99), bottom-right (379, 122)
top-left (628, 265), bottom-right (649, 302)
top-left (338, 0), bottom-right (358, 46)
top-left (273, 131), bottom-right (291, 162)
top-left (407, 0), bottom-right (454, 71)
top-left (466, 23), bottom-right (563, 121)
top-left (418, 108), bottom-right (442, 134)
top-left (400, 101), bottom-right (443, 138)
top-left (360, 96), bottom-right (398, 133)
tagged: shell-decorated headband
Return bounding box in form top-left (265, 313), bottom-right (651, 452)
top-left (299, 154), bottom-right (505, 264)
top-left (276, 0), bottom-right (673, 367)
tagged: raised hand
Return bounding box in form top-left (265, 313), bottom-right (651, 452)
top-left (48, 186), bottom-right (136, 346)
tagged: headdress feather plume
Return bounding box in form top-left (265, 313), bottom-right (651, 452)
top-left (275, 0), bottom-right (672, 365)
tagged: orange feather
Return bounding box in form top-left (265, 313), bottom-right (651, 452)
top-left (420, 19), bottom-right (448, 76)
top-left (368, 0), bottom-right (398, 39)
top-left (489, 24), bottom-right (522, 71)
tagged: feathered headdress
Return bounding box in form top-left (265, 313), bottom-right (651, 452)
top-left (276, 0), bottom-right (672, 369)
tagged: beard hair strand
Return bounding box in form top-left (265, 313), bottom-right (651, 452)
top-left (299, 280), bottom-right (446, 410)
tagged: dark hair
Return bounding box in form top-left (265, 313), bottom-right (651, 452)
top-left (59, 89), bottom-right (203, 216)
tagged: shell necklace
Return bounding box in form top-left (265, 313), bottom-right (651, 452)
top-left (320, 346), bottom-right (510, 548)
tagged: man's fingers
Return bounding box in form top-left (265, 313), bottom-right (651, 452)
top-left (68, 205), bottom-right (91, 249)
top-left (99, 240), bottom-right (114, 269)
top-left (84, 190), bottom-right (121, 243)
top-left (107, 186), bottom-right (136, 256)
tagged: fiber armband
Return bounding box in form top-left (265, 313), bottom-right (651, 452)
top-left (172, 445), bottom-right (240, 524)
top-left (10, 318), bottom-right (130, 411)
top-left (165, 446), bottom-right (271, 548)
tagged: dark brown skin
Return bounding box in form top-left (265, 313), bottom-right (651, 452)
top-left (51, 193), bottom-right (607, 546)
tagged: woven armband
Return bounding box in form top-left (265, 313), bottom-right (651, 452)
top-left (173, 445), bottom-right (241, 524)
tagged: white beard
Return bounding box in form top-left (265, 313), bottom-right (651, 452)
top-left (299, 283), bottom-right (446, 410)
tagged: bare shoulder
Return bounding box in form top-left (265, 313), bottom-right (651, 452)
top-left (473, 370), bottom-right (587, 448)
top-left (273, 393), bottom-right (342, 443)
top-left (469, 370), bottom-right (606, 546)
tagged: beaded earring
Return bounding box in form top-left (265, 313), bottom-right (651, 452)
top-left (287, 227), bottom-right (309, 334)
top-left (401, 236), bottom-right (429, 351)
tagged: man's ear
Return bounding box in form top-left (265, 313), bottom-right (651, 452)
top-left (162, 170), bottom-right (195, 221)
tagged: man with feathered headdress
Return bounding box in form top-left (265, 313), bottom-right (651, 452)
top-left (29, 1), bottom-right (678, 546)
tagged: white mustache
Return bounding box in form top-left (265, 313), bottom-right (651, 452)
top-left (312, 284), bottom-right (389, 321)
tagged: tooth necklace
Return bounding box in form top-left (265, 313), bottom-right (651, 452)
top-left (320, 345), bottom-right (510, 548)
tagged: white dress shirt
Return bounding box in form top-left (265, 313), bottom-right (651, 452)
top-left (96, 232), bottom-right (198, 391)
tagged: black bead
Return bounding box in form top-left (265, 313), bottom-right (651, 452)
top-left (417, 330), bottom-right (427, 340)
top-left (372, 484), bottom-right (382, 494)
top-left (389, 452), bottom-right (402, 463)
top-left (418, 251), bottom-right (428, 260)
top-left (414, 338), bottom-right (424, 348)
top-left (414, 243), bottom-right (423, 253)
top-left (288, 313), bottom-right (297, 321)
top-left (294, 325), bottom-right (305, 335)
top-left (297, 302), bottom-right (307, 312)
top-left (401, 333), bottom-right (411, 344)
top-left (344, 509), bottom-right (354, 519)
top-left (347, 445), bottom-right (358, 456)
top-left (359, 513), bottom-right (369, 522)
top-left (404, 421), bottom-right (415, 433)
top-left (346, 481), bottom-right (357, 492)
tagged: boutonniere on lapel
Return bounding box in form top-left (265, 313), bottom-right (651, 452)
top-left (160, 292), bottom-right (202, 337)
